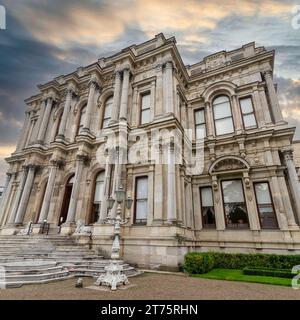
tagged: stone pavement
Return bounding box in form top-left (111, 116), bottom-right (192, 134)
top-left (0, 273), bottom-right (300, 300)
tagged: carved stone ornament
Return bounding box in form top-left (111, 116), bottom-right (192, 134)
top-left (211, 157), bottom-right (248, 174)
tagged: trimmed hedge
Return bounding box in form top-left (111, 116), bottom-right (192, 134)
top-left (184, 252), bottom-right (300, 274)
top-left (184, 252), bottom-right (215, 274)
top-left (243, 267), bottom-right (294, 279)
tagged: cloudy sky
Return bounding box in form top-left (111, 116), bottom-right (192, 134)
top-left (0, 0), bottom-right (299, 184)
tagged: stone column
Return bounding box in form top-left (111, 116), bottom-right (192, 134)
top-left (167, 141), bottom-right (177, 223)
top-left (155, 64), bottom-right (163, 116)
top-left (205, 101), bottom-right (214, 138)
top-left (278, 175), bottom-right (298, 228)
top-left (38, 160), bottom-right (60, 223)
top-left (7, 168), bottom-right (28, 225)
top-left (271, 175), bottom-right (289, 230)
top-left (66, 155), bottom-right (87, 223)
top-left (82, 75), bottom-right (100, 133)
top-left (37, 97), bottom-right (54, 144)
top-left (150, 80), bottom-right (156, 122)
top-left (131, 86), bottom-right (138, 126)
top-left (14, 165), bottom-right (36, 225)
top-left (164, 61), bottom-right (174, 114)
top-left (282, 148), bottom-right (300, 223)
top-left (253, 89), bottom-right (265, 128)
top-left (57, 84), bottom-right (77, 140)
top-left (212, 177), bottom-right (226, 230)
top-left (264, 70), bottom-right (284, 123)
top-left (98, 156), bottom-right (111, 223)
top-left (258, 87), bottom-right (272, 124)
top-left (0, 173), bottom-right (14, 224)
top-left (110, 71), bottom-right (122, 124)
top-left (231, 94), bottom-right (243, 133)
top-left (16, 111), bottom-right (31, 150)
top-left (119, 68), bottom-right (130, 121)
top-left (153, 145), bottom-right (163, 224)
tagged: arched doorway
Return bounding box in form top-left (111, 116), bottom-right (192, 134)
top-left (59, 175), bottom-right (74, 225)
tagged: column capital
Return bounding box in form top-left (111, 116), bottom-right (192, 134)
top-left (76, 153), bottom-right (89, 163)
top-left (282, 148), bottom-right (294, 161)
top-left (50, 158), bottom-right (64, 168)
top-left (155, 63), bottom-right (163, 72)
top-left (66, 83), bottom-right (78, 98)
top-left (89, 73), bottom-right (101, 90)
top-left (164, 61), bottom-right (174, 69)
top-left (263, 69), bottom-right (273, 77)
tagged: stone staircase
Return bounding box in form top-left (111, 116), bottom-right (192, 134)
top-left (0, 235), bottom-right (139, 288)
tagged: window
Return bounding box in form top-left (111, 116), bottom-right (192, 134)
top-left (254, 182), bottom-right (278, 229)
top-left (240, 97), bottom-right (257, 129)
top-left (102, 96), bottom-right (113, 129)
top-left (140, 93), bottom-right (151, 125)
top-left (221, 179), bottom-right (249, 229)
top-left (77, 104), bottom-right (87, 134)
top-left (194, 109), bottom-right (206, 140)
top-left (200, 187), bottom-right (215, 228)
top-left (134, 176), bottom-right (148, 224)
top-left (213, 96), bottom-right (234, 135)
top-left (92, 171), bottom-right (105, 223)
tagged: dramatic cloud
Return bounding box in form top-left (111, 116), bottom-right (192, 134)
top-left (0, 0), bottom-right (299, 184)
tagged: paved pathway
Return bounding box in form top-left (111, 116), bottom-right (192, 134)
top-left (0, 273), bottom-right (300, 300)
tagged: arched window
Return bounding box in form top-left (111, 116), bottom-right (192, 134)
top-left (91, 171), bottom-right (105, 223)
top-left (77, 104), bottom-right (87, 135)
top-left (212, 95), bottom-right (234, 135)
top-left (102, 96), bottom-right (113, 128)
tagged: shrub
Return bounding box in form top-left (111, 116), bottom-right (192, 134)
top-left (184, 252), bottom-right (215, 274)
top-left (184, 252), bottom-right (300, 274)
top-left (243, 267), bottom-right (294, 279)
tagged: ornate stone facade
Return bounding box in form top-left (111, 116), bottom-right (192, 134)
top-left (1, 33), bottom-right (300, 270)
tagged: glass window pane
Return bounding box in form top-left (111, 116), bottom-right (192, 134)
top-left (94, 181), bottom-right (103, 202)
top-left (141, 94), bottom-right (150, 110)
top-left (136, 200), bottom-right (148, 220)
top-left (258, 206), bottom-right (277, 228)
top-left (243, 114), bottom-right (256, 128)
top-left (222, 180), bottom-right (245, 203)
top-left (196, 124), bottom-right (206, 139)
top-left (201, 187), bottom-right (213, 207)
top-left (215, 118), bottom-right (234, 135)
top-left (213, 96), bottom-right (229, 105)
top-left (240, 97), bottom-right (253, 114)
top-left (141, 109), bottom-right (150, 124)
top-left (213, 102), bottom-right (232, 119)
top-left (136, 177), bottom-right (148, 199)
top-left (195, 109), bottom-right (205, 124)
top-left (102, 118), bottom-right (109, 129)
top-left (255, 183), bottom-right (272, 204)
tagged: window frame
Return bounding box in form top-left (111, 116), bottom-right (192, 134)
top-left (239, 96), bottom-right (258, 130)
top-left (199, 186), bottom-right (216, 229)
top-left (139, 92), bottom-right (151, 125)
top-left (77, 104), bottom-right (87, 135)
top-left (212, 95), bottom-right (235, 136)
top-left (133, 175), bottom-right (148, 225)
top-left (194, 108), bottom-right (207, 140)
top-left (253, 181), bottom-right (278, 229)
top-left (102, 96), bottom-right (113, 129)
top-left (220, 178), bottom-right (249, 229)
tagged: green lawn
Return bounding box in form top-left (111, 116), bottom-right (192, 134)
top-left (193, 269), bottom-right (292, 287)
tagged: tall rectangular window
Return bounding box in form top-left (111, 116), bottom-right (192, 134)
top-left (200, 187), bottom-right (216, 228)
top-left (140, 93), bottom-right (151, 125)
top-left (221, 179), bottom-right (249, 229)
top-left (254, 182), bottom-right (278, 229)
top-left (134, 176), bottom-right (148, 224)
top-left (194, 109), bottom-right (206, 140)
top-left (213, 96), bottom-right (234, 135)
top-left (240, 97), bottom-right (257, 129)
top-left (102, 96), bottom-right (113, 129)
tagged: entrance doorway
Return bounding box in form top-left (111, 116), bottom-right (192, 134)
top-left (59, 175), bottom-right (74, 225)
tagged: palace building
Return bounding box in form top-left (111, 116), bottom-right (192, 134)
top-left (0, 33), bottom-right (300, 269)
